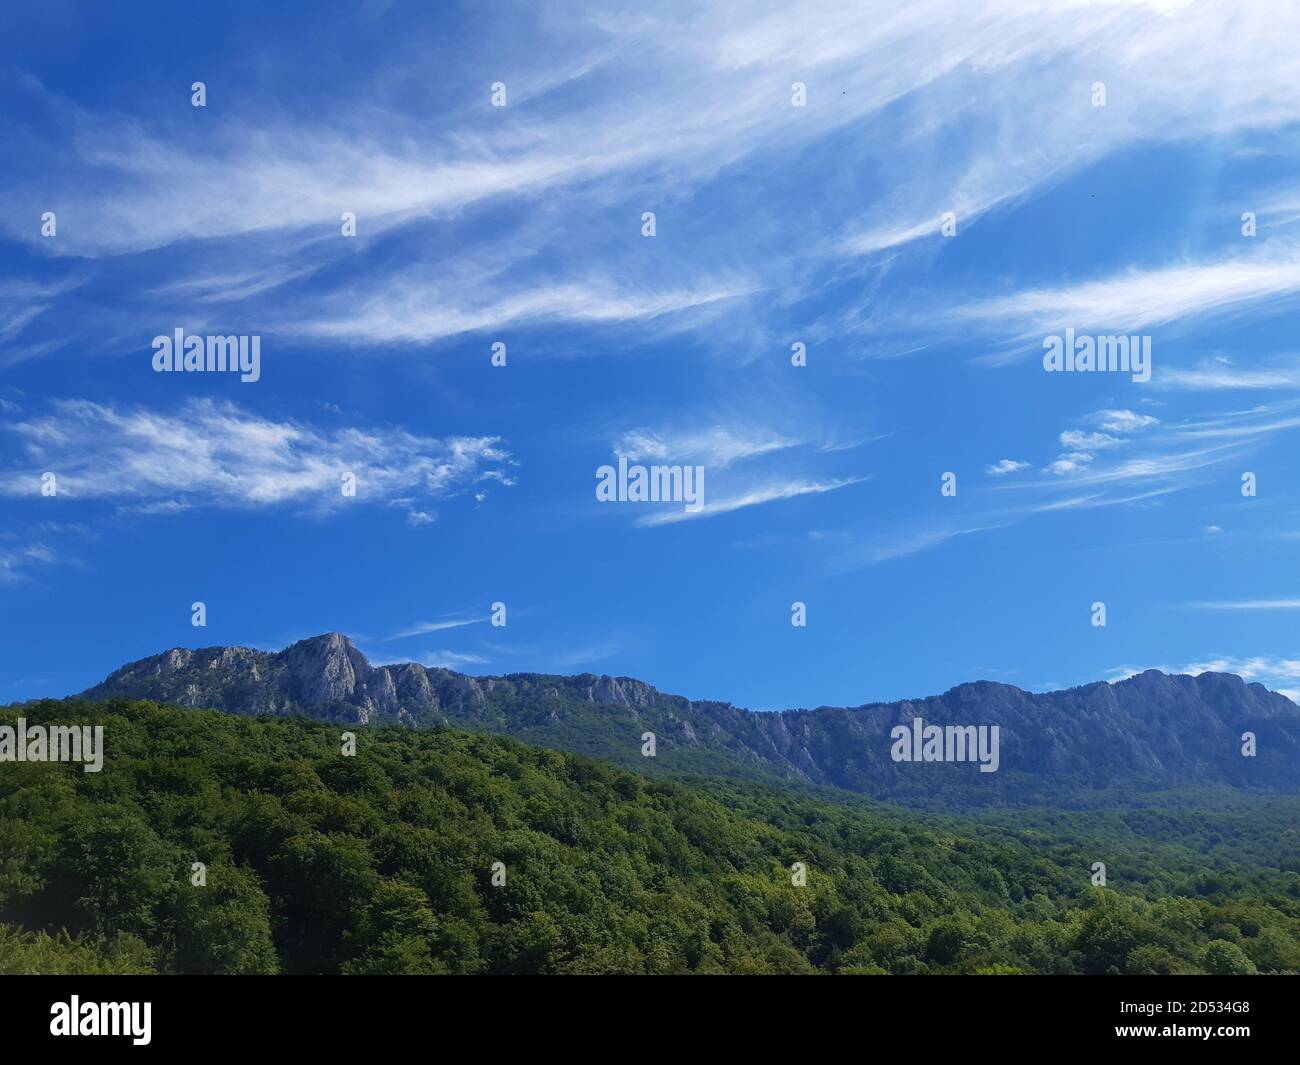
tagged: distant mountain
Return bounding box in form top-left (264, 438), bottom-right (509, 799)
top-left (76, 633), bottom-right (1300, 803)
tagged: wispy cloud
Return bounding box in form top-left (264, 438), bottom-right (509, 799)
top-left (288, 277), bottom-right (754, 345)
top-left (1173, 400), bottom-right (1300, 441)
top-left (833, 397), bottom-right (1273, 572)
top-left (0, 277), bottom-right (87, 363)
top-left (418, 650), bottom-right (491, 670)
top-left (958, 248), bottom-right (1300, 346)
top-left (615, 426), bottom-right (799, 469)
top-left (0, 399), bottom-right (514, 519)
top-left (829, 521), bottom-right (1004, 572)
top-left (1185, 599), bottom-right (1300, 611)
top-left (637, 476), bottom-right (865, 526)
top-left (1156, 355), bottom-right (1300, 391)
top-left (1059, 432), bottom-right (1118, 451)
top-left (552, 643), bottom-right (621, 670)
top-left (0, 540), bottom-right (60, 584)
top-left (15, 0), bottom-right (1300, 364)
top-left (384, 616), bottom-right (490, 640)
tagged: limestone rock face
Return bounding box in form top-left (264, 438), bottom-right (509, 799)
top-left (586, 676), bottom-right (656, 707)
top-left (285, 632), bottom-right (367, 703)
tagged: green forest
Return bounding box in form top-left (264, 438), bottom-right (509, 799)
top-left (2, 698), bottom-right (1297, 975)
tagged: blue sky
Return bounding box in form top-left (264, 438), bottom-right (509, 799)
top-left (4, 0), bottom-right (1300, 710)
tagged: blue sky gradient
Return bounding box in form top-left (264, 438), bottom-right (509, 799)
top-left (3, 1), bottom-right (1300, 709)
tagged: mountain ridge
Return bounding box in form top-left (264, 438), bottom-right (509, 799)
top-left (79, 629), bottom-right (1297, 713)
top-left (74, 632), bottom-right (1300, 801)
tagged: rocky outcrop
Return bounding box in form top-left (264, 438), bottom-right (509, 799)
top-left (584, 676), bottom-right (657, 707)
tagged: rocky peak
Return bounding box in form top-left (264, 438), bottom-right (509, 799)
top-left (281, 633), bottom-right (372, 703)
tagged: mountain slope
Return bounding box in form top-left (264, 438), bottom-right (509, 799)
top-left (76, 633), bottom-right (1300, 802)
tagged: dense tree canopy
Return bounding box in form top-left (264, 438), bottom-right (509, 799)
top-left (1, 699), bottom-right (1297, 975)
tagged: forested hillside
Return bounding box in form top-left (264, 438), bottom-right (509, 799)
top-left (2, 699), bottom-right (1297, 975)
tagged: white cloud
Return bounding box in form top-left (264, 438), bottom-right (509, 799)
top-left (1041, 408), bottom-right (1174, 479)
top-left (1157, 356), bottom-right (1300, 391)
top-left (288, 277), bottom-right (753, 345)
top-left (0, 540), bottom-right (59, 584)
top-left (986, 459), bottom-right (1030, 476)
top-left (552, 643), bottom-right (621, 669)
top-left (1186, 599), bottom-right (1300, 610)
top-left (829, 520), bottom-right (1004, 571)
top-left (957, 249), bottom-right (1300, 343)
top-left (1173, 400), bottom-right (1300, 441)
top-left (831, 391), bottom-right (1297, 570)
top-left (385, 617), bottom-right (490, 640)
top-left (418, 650), bottom-right (491, 670)
top-left (637, 476), bottom-right (865, 526)
top-left (146, 265), bottom-right (324, 305)
top-left (0, 277), bottom-right (86, 360)
top-left (1059, 430), bottom-right (1120, 451)
top-left (603, 413), bottom-right (868, 529)
top-left (1045, 452), bottom-right (1095, 476)
top-left (117, 500), bottom-right (193, 517)
top-left (1087, 410), bottom-right (1159, 433)
top-left (1041, 442), bottom-right (1244, 487)
top-left (15, 0), bottom-right (1300, 358)
top-left (614, 426), bottom-right (799, 468)
top-left (0, 399), bottom-right (514, 519)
